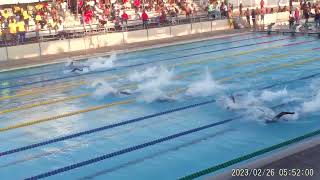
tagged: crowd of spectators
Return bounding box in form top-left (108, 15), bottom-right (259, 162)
top-left (0, 0), bottom-right (202, 45)
top-left (0, 0), bottom-right (319, 46)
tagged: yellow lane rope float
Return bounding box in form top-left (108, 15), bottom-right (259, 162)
top-left (168, 56), bottom-right (320, 96)
top-left (2, 55), bottom-right (320, 132)
top-left (0, 94), bottom-right (90, 115)
top-left (1, 48), bottom-right (316, 115)
top-left (0, 82), bottom-right (85, 101)
top-left (0, 99), bottom-right (134, 132)
top-left (0, 44), bottom-right (291, 102)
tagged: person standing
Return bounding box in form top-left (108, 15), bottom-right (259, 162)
top-left (260, 7), bottom-right (265, 25)
top-left (260, 0), bottom-right (265, 9)
top-left (121, 10), bottom-right (129, 31)
top-left (239, 2), bottom-right (243, 16)
top-left (245, 8), bottom-right (250, 27)
top-left (8, 18), bottom-right (17, 45)
top-left (251, 9), bottom-right (256, 29)
top-left (141, 10), bottom-right (149, 29)
top-left (294, 7), bottom-right (300, 23)
top-left (315, 8), bottom-right (320, 29)
top-left (17, 18), bottom-right (26, 44)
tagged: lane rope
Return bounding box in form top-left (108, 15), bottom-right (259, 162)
top-left (0, 38), bottom-right (313, 102)
top-left (179, 128), bottom-right (320, 180)
top-left (0, 99), bottom-right (134, 132)
top-left (2, 70), bottom-right (320, 158)
top-left (0, 37), bottom-right (292, 91)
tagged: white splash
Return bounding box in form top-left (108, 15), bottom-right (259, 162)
top-left (301, 91), bottom-right (320, 113)
top-left (128, 66), bottom-right (158, 82)
top-left (136, 67), bottom-right (174, 103)
top-left (91, 80), bottom-right (117, 98)
top-left (185, 68), bottom-right (223, 97)
top-left (88, 53), bottom-right (117, 71)
top-left (259, 88), bottom-right (288, 102)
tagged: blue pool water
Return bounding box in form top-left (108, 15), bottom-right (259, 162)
top-left (0, 32), bottom-right (320, 180)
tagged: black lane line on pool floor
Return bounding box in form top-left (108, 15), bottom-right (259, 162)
top-left (24, 101), bottom-right (291, 179)
top-left (0, 37), bottom-right (291, 91)
top-left (0, 33), bottom-right (255, 82)
top-left (77, 128), bottom-right (235, 180)
top-left (0, 100), bottom-right (216, 157)
top-left (2, 69), bottom-right (320, 159)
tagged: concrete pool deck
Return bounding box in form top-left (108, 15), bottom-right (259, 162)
top-left (0, 29), bottom-right (250, 72)
top-left (213, 135), bottom-right (320, 180)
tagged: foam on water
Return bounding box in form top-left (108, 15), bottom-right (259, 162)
top-left (136, 66), bottom-right (175, 103)
top-left (259, 88), bottom-right (288, 102)
top-left (128, 67), bottom-right (158, 82)
top-left (88, 54), bottom-right (117, 71)
top-left (91, 80), bottom-right (117, 98)
top-left (185, 68), bottom-right (224, 97)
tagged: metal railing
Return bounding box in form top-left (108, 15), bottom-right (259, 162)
top-left (0, 13), bottom-right (226, 48)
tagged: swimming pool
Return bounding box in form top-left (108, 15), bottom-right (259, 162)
top-left (0, 32), bottom-right (320, 180)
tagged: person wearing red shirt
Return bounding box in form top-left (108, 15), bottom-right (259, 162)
top-left (141, 10), bottom-right (149, 28)
top-left (134, 0), bottom-right (141, 10)
top-left (121, 10), bottom-right (129, 30)
top-left (260, 0), bottom-right (264, 9)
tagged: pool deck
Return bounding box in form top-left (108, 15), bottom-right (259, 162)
top-left (213, 135), bottom-right (320, 180)
top-left (0, 29), bottom-right (250, 72)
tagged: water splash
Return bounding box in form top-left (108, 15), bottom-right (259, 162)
top-left (88, 54), bottom-right (117, 71)
top-left (91, 80), bottom-right (117, 98)
top-left (136, 67), bottom-right (174, 103)
top-left (129, 66), bottom-right (158, 82)
top-left (185, 68), bottom-right (224, 97)
top-left (259, 88), bottom-right (288, 102)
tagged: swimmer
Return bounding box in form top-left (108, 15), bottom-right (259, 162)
top-left (265, 112), bottom-right (295, 123)
top-left (119, 91), bottom-right (132, 95)
top-left (69, 61), bottom-right (88, 72)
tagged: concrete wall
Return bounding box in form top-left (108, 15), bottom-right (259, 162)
top-left (148, 27), bottom-right (171, 40)
top-left (171, 24), bottom-right (192, 37)
top-left (0, 47), bottom-right (7, 61)
top-left (2, 19), bottom-right (232, 61)
top-left (124, 29), bottom-right (148, 43)
top-left (7, 43), bottom-right (40, 59)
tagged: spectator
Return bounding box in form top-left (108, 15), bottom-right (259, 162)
top-left (17, 18), bottom-right (26, 44)
top-left (260, 0), bottom-right (265, 9)
top-left (8, 18), bottom-right (17, 45)
top-left (239, 2), bottom-right (243, 16)
top-left (22, 8), bottom-right (30, 31)
top-left (227, 8), bottom-right (233, 29)
top-left (294, 7), bottom-right (300, 23)
top-left (121, 10), bottom-right (129, 30)
top-left (207, 3), bottom-right (214, 19)
top-left (245, 8), bottom-right (250, 26)
top-left (141, 10), bottom-right (149, 29)
top-left (251, 9), bottom-right (256, 28)
top-left (260, 7), bottom-right (265, 24)
top-left (315, 8), bottom-right (320, 28)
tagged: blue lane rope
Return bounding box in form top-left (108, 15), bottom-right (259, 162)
top-left (2, 70), bottom-right (320, 158)
top-left (0, 99), bottom-right (216, 157)
top-left (24, 116), bottom-right (240, 180)
top-left (0, 33), bottom-right (254, 82)
top-left (0, 37), bottom-right (290, 91)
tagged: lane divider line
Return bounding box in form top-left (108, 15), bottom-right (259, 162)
top-left (0, 100), bottom-right (216, 157)
top-left (0, 32), bottom-right (254, 83)
top-left (0, 82), bottom-right (85, 101)
top-left (0, 37), bottom-right (292, 91)
top-left (1, 38), bottom-right (312, 102)
top-left (0, 100), bottom-right (135, 132)
top-left (0, 94), bottom-right (90, 115)
top-left (179, 128), bottom-right (320, 180)
top-left (2, 70), bottom-right (320, 158)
